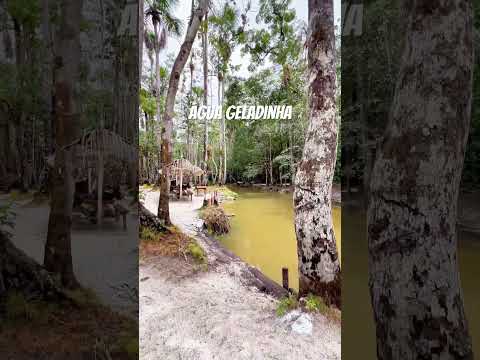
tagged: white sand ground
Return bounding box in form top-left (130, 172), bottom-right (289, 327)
top-left (140, 190), bottom-right (341, 360)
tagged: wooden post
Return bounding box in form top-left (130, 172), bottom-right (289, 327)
top-left (97, 151), bottom-right (104, 225)
top-left (282, 267), bottom-right (289, 290)
top-left (179, 163), bottom-right (183, 200)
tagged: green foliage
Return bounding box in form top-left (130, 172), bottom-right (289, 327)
top-left (0, 203), bottom-right (15, 238)
top-left (209, 2), bottom-right (243, 76)
top-left (225, 65), bottom-right (308, 183)
top-left (211, 186), bottom-right (238, 200)
top-left (4, 291), bottom-right (56, 324)
top-left (241, 0), bottom-right (301, 69)
top-left (6, 0), bottom-right (41, 30)
top-left (305, 294), bottom-right (328, 314)
top-left (118, 335), bottom-right (139, 359)
top-left (140, 226), bottom-right (158, 242)
top-left (145, 0), bottom-right (183, 37)
top-left (276, 295), bottom-right (298, 317)
top-left (186, 241), bottom-right (206, 264)
top-left (140, 130), bottom-right (159, 155)
top-left (65, 288), bottom-right (100, 308)
top-left (140, 89), bottom-right (158, 118)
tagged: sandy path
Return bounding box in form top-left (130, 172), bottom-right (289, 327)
top-left (140, 191), bottom-right (341, 360)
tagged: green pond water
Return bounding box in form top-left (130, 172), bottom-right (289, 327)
top-left (219, 186), bottom-right (341, 292)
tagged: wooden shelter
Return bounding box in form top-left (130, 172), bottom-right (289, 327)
top-left (48, 129), bottom-right (136, 225)
top-left (167, 158), bottom-right (204, 199)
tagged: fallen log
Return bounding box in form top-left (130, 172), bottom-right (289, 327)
top-left (195, 232), bottom-right (288, 299)
top-left (139, 203), bottom-right (168, 233)
top-left (0, 232), bottom-right (61, 300)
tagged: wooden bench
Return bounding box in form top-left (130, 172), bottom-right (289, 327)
top-left (195, 186), bottom-right (207, 196)
top-left (183, 188), bottom-right (194, 201)
top-left (114, 203), bottom-right (129, 230)
top-left (77, 199), bottom-right (128, 230)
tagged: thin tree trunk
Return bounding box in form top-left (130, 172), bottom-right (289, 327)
top-left (157, 0), bottom-right (209, 225)
top-left (97, 0), bottom-right (106, 225)
top-left (368, 1), bottom-right (474, 358)
top-left (202, 12), bottom-right (209, 184)
top-left (154, 22), bottom-right (162, 176)
top-left (41, 0), bottom-right (54, 157)
top-left (139, 0), bottom-right (144, 79)
top-left (289, 123), bottom-right (294, 184)
top-left (294, 0), bottom-right (340, 307)
top-left (269, 133), bottom-right (273, 185)
top-left (43, 0), bottom-right (82, 289)
top-left (221, 78), bottom-right (227, 184)
top-left (188, 57), bottom-right (194, 162)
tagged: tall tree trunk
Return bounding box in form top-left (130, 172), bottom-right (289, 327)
top-left (289, 123), bottom-right (294, 184)
top-left (187, 57), bottom-right (194, 163)
top-left (139, 0), bottom-right (144, 79)
top-left (269, 133), bottom-right (273, 185)
top-left (368, 1), bottom-right (474, 358)
top-left (157, 0), bottom-right (209, 225)
top-left (294, 0), bottom-right (340, 307)
top-left (97, 0), bottom-right (106, 226)
top-left (154, 22), bottom-right (162, 176)
top-left (40, 0), bottom-right (54, 157)
top-left (202, 12), bottom-right (209, 184)
top-left (43, 0), bottom-right (83, 289)
top-left (221, 77), bottom-right (227, 184)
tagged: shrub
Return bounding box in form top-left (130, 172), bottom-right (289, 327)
top-left (199, 206), bottom-right (230, 235)
top-left (186, 241), bottom-right (206, 264)
top-left (276, 295), bottom-right (298, 316)
top-left (305, 294), bottom-right (328, 314)
top-left (0, 202), bottom-right (15, 238)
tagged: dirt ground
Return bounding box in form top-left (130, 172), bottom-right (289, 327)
top-left (140, 190), bottom-right (341, 360)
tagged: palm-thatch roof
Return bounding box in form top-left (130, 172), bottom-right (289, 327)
top-left (167, 159), bottom-right (204, 177)
top-left (48, 129), bottom-right (137, 169)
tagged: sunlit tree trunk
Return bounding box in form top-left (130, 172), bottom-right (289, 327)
top-left (294, 0), bottom-right (340, 307)
top-left (157, 0), bottom-right (209, 224)
top-left (221, 77), bottom-right (227, 184)
top-left (153, 21), bottom-right (162, 176)
top-left (368, 1), bottom-right (474, 358)
top-left (202, 11), bottom-right (209, 184)
top-left (44, 0), bottom-right (83, 289)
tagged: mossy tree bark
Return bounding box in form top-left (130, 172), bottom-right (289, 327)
top-left (157, 0), bottom-right (209, 225)
top-left (294, 0), bottom-right (341, 308)
top-left (368, 1), bottom-right (474, 358)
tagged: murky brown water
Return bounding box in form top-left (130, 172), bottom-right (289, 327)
top-left (219, 186), bottom-right (341, 292)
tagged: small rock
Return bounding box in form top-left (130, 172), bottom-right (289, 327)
top-left (291, 313), bottom-right (313, 335)
top-left (278, 309), bottom-right (301, 325)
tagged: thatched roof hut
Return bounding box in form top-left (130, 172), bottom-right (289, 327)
top-left (167, 159), bottom-right (204, 199)
top-left (168, 159), bottom-right (204, 178)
